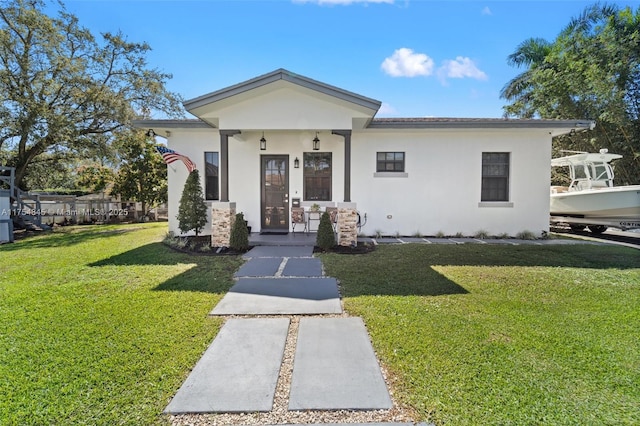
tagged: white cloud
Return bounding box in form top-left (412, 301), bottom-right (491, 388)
top-left (294, 0), bottom-right (394, 5)
top-left (381, 48), bottom-right (434, 77)
top-left (377, 102), bottom-right (397, 116)
top-left (481, 6), bottom-right (492, 15)
top-left (438, 56), bottom-right (488, 83)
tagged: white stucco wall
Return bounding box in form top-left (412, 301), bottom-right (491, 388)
top-left (198, 84), bottom-right (374, 131)
top-left (351, 129), bottom-right (552, 237)
top-left (166, 127), bottom-right (552, 238)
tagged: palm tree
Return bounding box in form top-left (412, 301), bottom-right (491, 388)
top-left (500, 37), bottom-right (552, 117)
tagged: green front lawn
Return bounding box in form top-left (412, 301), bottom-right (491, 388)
top-left (0, 223), bottom-right (242, 425)
top-left (2, 225), bottom-right (639, 425)
top-left (321, 243), bottom-right (640, 425)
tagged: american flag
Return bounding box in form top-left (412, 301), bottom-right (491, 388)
top-left (155, 146), bottom-right (196, 173)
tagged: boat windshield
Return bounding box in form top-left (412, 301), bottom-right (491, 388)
top-left (569, 161), bottom-right (614, 190)
top-left (592, 163), bottom-right (612, 182)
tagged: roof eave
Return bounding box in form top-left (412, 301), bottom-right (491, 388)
top-left (367, 119), bottom-right (595, 135)
top-left (132, 119), bottom-right (214, 128)
top-left (131, 119), bottom-right (215, 137)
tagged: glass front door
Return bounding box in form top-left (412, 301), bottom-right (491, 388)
top-left (261, 155), bottom-right (289, 231)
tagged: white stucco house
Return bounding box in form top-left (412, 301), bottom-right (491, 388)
top-left (135, 68), bottom-right (594, 244)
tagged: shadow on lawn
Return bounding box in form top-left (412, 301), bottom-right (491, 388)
top-left (324, 243), bottom-right (640, 298)
top-left (336, 264), bottom-right (470, 298)
top-left (89, 242), bottom-right (243, 294)
top-left (1, 226), bottom-right (143, 251)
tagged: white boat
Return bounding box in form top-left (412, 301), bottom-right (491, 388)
top-left (550, 149), bottom-right (640, 233)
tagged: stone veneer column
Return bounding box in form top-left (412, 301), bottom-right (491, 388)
top-left (337, 202), bottom-right (358, 247)
top-left (211, 202), bottom-right (236, 247)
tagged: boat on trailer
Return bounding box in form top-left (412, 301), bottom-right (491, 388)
top-left (550, 149), bottom-right (640, 233)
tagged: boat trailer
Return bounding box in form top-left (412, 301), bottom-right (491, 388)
top-left (550, 215), bottom-right (640, 234)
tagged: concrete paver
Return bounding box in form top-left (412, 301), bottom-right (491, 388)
top-left (244, 245), bottom-right (314, 258)
top-left (399, 237), bottom-right (431, 243)
top-left (234, 257), bottom-right (283, 277)
top-left (282, 257), bottom-right (323, 277)
top-left (210, 277), bottom-right (342, 315)
top-left (164, 318), bottom-right (289, 413)
top-left (289, 317), bottom-right (393, 410)
top-left (423, 238), bottom-right (456, 244)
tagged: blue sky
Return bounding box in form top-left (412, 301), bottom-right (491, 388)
top-left (60, 0), bottom-right (638, 118)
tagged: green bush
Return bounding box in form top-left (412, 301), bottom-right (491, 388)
top-left (316, 211), bottom-right (336, 250)
top-left (176, 170), bottom-right (208, 236)
top-left (229, 212), bottom-right (249, 251)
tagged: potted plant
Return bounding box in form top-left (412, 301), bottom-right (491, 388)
top-left (310, 203), bottom-right (321, 212)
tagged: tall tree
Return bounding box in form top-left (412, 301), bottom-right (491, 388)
top-left (76, 163), bottom-right (115, 193)
top-left (0, 0), bottom-right (183, 189)
top-left (501, 37), bottom-right (553, 112)
top-left (502, 3), bottom-right (640, 184)
top-left (22, 152), bottom-right (78, 190)
top-left (110, 130), bottom-right (167, 217)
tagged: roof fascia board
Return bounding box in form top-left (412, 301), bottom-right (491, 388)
top-left (366, 119), bottom-right (595, 131)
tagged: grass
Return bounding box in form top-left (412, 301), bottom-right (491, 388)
top-left (3, 225), bottom-right (639, 425)
top-left (320, 244), bottom-right (640, 425)
top-left (0, 223), bottom-right (242, 425)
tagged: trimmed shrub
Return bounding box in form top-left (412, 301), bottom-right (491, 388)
top-left (176, 170), bottom-right (208, 236)
top-left (229, 212), bottom-right (249, 251)
top-left (316, 211), bottom-right (336, 250)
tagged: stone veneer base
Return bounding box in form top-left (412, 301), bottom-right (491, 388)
top-left (211, 202), bottom-right (236, 247)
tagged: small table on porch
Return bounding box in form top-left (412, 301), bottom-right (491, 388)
top-left (307, 211), bottom-right (321, 233)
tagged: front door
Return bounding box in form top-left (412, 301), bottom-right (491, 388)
top-left (261, 155), bottom-right (289, 232)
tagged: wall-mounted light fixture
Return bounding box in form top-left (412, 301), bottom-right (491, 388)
top-left (313, 132), bottom-right (320, 151)
top-left (294, 157), bottom-right (300, 168)
top-left (260, 132), bottom-right (266, 150)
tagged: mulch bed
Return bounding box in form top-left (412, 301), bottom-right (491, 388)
top-left (166, 236), bottom-right (375, 256)
top-left (164, 235), bottom-right (252, 256)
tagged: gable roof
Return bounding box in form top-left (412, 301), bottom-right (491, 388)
top-left (183, 68), bottom-right (382, 114)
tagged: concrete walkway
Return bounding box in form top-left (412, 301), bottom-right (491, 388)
top-left (165, 245), bottom-right (393, 415)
